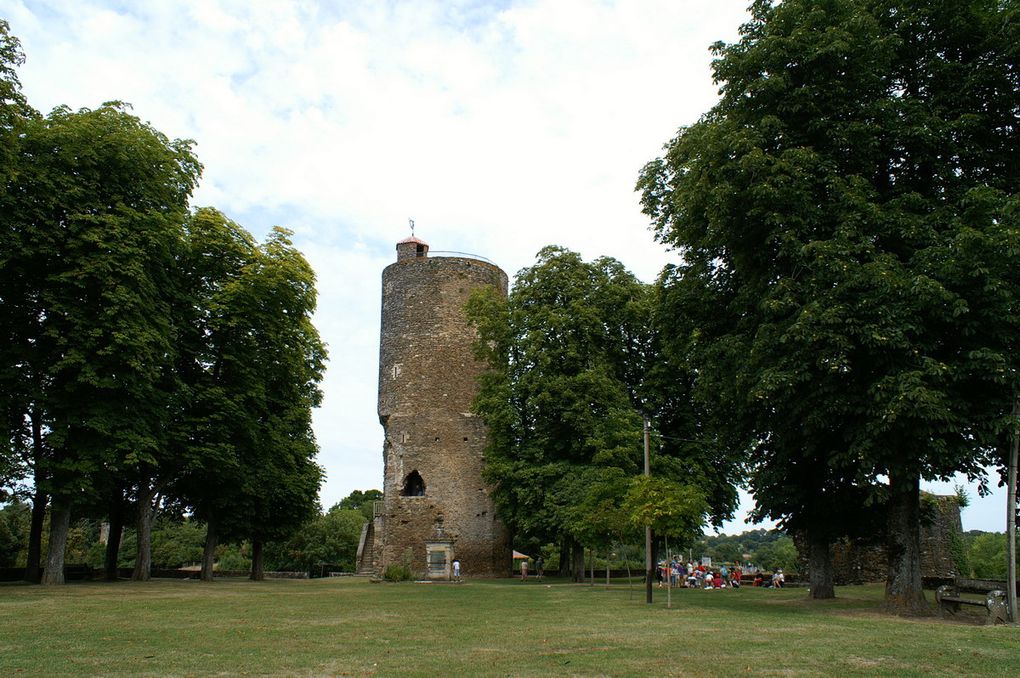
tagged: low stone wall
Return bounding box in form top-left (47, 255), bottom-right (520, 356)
top-left (165, 569), bottom-right (309, 579)
top-left (1, 566), bottom-right (310, 581)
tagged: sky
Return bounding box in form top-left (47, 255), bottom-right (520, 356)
top-left (1, 0), bottom-right (1012, 535)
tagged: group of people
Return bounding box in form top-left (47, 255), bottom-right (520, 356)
top-left (658, 559), bottom-right (743, 589)
top-left (519, 556), bottom-right (544, 581)
top-left (751, 569), bottom-right (784, 588)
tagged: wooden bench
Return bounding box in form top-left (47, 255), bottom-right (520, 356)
top-left (935, 584), bottom-right (1008, 625)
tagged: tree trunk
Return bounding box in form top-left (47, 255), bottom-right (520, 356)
top-left (25, 485), bottom-right (47, 584)
top-left (250, 539), bottom-right (265, 581)
top-left (24, 413), bottom-right (47, 584)
top-left (645, 529), bottom-right (655, 604)
top-left (559, 539), bottom-right (570, 577)
top-left (806, 531), bottom-right (835, 599)
top-left (41, 505), bottom-right (71, 585)
top-left (104, 490), bottom-right (126, 581)
top-left (1007, 400), bottom-right (1019, 623)
top-left (132, 484), bottom-right (157, 581)
top-left (201, 520), bottom-right (218, 582)
top-left (664, 534), bottom-right (671, 609)
top-left (571, 541), bottom-right (584, 583)
top-left (884, 469), bottom-right (929, 615)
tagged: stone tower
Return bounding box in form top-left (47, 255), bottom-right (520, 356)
top-left (360, 236), bottom-right (511, 578)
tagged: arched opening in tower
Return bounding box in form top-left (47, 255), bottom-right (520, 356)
top-left (401, 470), bottom-right (426, 497)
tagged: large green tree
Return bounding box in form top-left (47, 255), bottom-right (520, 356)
top-left (237, 228), bottom-right (325, 581)
top-left (265, 503), bottom-right (367, 575)
top-left (0, 19), bottom-right (33, 181)
top-left (468, 247), bottom-right (726, 578)
top-left (0, 18), bottom-right (47, 583)
top-left (467, 247), bottom-right (649, 576)
top-left (173, 217), bottom-right (326, 581)
top-left (1, 101), bottom-right (200, 584)
top-left (169, 207), bottom-right (259, 581)
top-left (639, 0), bottom-right (1020, 614)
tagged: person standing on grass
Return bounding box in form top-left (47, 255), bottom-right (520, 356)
top-left (452, 558), bottom-right (461, 582)
top-left (521, 558), bottom-right (528, 581)
top-left (535, 556), bottom-right (544, 581)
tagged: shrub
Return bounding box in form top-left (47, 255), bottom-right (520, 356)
top-left (383, 564), bottom-right (413, 581)
top-left (216, 544), bottom-right (251, 572)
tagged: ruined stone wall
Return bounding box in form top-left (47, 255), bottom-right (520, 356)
top-left (375, 254), bottom-right (511, 577)
top-left (796, 495), bottom-right (965, 584)
top-left (919, 494), bottom-right (964, 578)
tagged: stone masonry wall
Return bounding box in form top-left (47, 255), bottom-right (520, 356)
top-left (375, 253), bottom-right (511, 577)
top-left (796, 495), bottom-right (964, 584)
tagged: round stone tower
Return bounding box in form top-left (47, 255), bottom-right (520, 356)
top-left (370, 236), bottom-right (511, 578)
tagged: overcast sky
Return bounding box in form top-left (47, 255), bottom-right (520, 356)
top-left (2, 0), bottom-right (1011, 534)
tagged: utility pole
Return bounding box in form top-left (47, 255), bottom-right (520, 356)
top-left (1008, 401), bottom-right (1018, 623)
top-left (644, 415), bottom-right (653, 605)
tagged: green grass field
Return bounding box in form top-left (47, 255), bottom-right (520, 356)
top-left (1, 577), bottom-right (1016, 677)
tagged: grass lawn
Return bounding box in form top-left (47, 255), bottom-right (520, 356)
top-left (1, 577), bottom-right (1016, 677)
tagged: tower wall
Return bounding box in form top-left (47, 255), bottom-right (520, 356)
top-left (376, 252), bottom-right (511, 577)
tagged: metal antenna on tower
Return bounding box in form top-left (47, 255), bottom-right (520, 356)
top-left (409, 218), bottom-right (415, 237)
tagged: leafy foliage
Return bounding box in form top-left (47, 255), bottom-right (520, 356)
top-left (170, 210), bottom-right (326, 572)
top-left (382, 563), bottom-right (414, 582)
top-left (960, 531), bottom-right (1020, 580)
top-left (335, 488), bottom-right (382, 522)
top-left (264, 504), bottom-right (366, 573)
top-left (624, 476), bottom-right (707, 546)
top-left (0, 499), bottom-right (29, 566)
top-left (0, 24), bottom-right (327, 582)
top-left (467, 247), bottom-right (652, 552)
top-left (692, 529), bottom-right (799, 572)
top-left (469, 247), bottom-right (739, 557)
top-left (638, 0), bottom-right (1020, 611)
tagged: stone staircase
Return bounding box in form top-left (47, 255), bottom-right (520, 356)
top-left (356, 521), bottom-right (376, 576)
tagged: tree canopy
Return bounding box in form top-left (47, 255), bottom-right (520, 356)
top-left (0, 101), bottom-right (202, 583)
top-left (638, 0), bottom-right (1020, 613)
top-left (467, 246), bottom-right (732, 573)
top-left (467, 247), bottom-right (650, 557)
top-left (172, 212), bottom-right (326, 580)
top-left (0, 26), bottom-right (328, 584)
